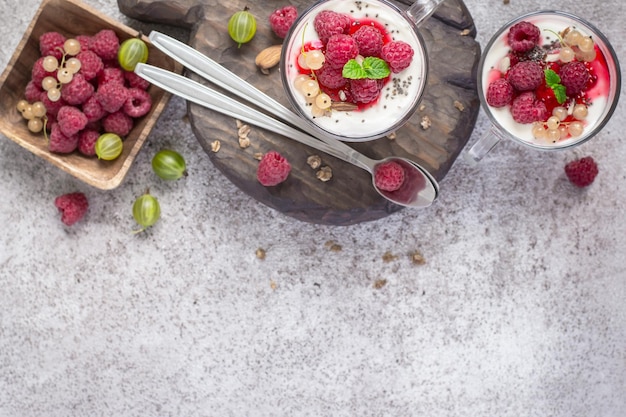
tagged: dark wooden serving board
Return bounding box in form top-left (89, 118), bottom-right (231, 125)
top-left (118, 0), bottom-right (481, 225)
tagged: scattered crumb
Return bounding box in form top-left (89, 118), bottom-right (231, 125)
top-left (460, 29), bottom-right (471, 36)
top-left (255, 248), bottom-right (266, 260)
top-left (307, 155), bottom-right (322, 169)
top-left (420, 115), bottom-right (431, 130)
top-left (316, 166), bottom-right (333, 182)
top-left (454, 100), bottom-right (465, 112)
top-left (386, 131), bottom-right (397, 140)
top-left (503, 0), bottom-right (510, 4)
top-left (418, 104), bottom-right (426, 112)
top-left (238, 124), bottom-right (251, 138)
top-left (182, 114), bottom-right (190, 124)
top-left (238, 136), bottom-right (251, 149)
top-left (410, 250), bottom-right (426, 265)
top-left (325, 240), bottom-right (342, 252)
top-left (253, 152), bottom-right (264, 161)
top-left (374, 279), bottom-right (388, 289)
top-left (237, 124), bottom-right (251, 148)
top-left (270, 280), bottom-right (277, 290)
top-left (382, 251), bottom-right (398, 263)
top-left (236, 119), bottom-right (244, 128)
top-left (210, 140), bottom-right (221, 153)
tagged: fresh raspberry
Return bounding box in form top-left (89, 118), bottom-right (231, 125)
top-left (98, 67), bottom-right (125, 86)
top-left (123, 88), bottom-right (152, 118)
top-left (24, 80), bottom-right (44, 103)
top-left (57, 106), bottom-right (88, 137)
top-left (314, 10), bottom-right (350, 44)
top-left (76, 35), bottom-right (92, 52)
top-left (54, 192), bottom-right (88, 226)
top-left (31, 56), bottom-right (56, 85)
top-left (76, 50), bottom-right (104, 81)
top-left (507, 60), bottom-right (544, 91)
top-left (374, 161), bottom-right (405, 192)
top-left (510, 91), bottom-right (548, 124)
top-left (39, 92), bottom-right (66, 117)
top-left (486, 78), bottom-right (514, 107)
top-left (564, 156), bottom-right (598, 187)
top-left (39, 32), bottom-right (66, 60)
top-left (125, 71), bottom-right (150, 90)
top-left (316, 61), bottom-right (347, 89)
top-left (102, 110), bottom-right (133, 137)
top-left (48, 123), bottom-right (79, 153)
top-left (352, 25), bottom-right (383, 57)
top-left (61, 73), bottom-right (94, 105)
top-left (269, 5), bottom-right (298, 39)
top-left (81, 95), bottom-right (107, 123)
top-left (95, 82), bottom-right (129, 113)
top-left (77, 128), bottom-right (100, 156)
top-left (89, 29), bottom-right (120, 61)
top-left (257, 151), bottom-right (291, 186)
top-left (350, 78), bottom-right (382, 104)
top-left (559, 61), bottom-right (591, 96)
top-left (324, 34), bottom-right (359, 69)
top-left (507, 21), bottom-right (540, 53)
top-left (380, 41), bottom-right (414, 73)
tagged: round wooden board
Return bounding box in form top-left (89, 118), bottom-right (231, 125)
top-left (118, 0), bottom-right (481, 225)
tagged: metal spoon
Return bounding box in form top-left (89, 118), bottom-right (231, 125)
top-left (137, 33), bottom-right (438, 207)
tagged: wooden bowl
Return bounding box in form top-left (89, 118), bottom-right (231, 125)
top-left (0, 0), bottom-right (180, 189)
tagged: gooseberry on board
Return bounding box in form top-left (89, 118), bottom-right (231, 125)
top-left (228, 7), bottom-right (257, 47)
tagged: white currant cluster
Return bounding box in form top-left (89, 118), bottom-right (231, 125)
top-left (557, 28), bottom-right (596, 63)
top-left (294, 50), bottom-right (333, 117)
top-left (16, 99), bottom-right (47, 133)
top-left (532, 103), bottom-right (589, 142)
top-left (41, 38), bottom-right (82, 102)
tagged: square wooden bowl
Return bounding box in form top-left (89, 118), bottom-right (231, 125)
top-left (0, 0), bottom-right (180, 189)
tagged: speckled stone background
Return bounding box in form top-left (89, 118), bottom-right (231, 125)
top-left (1, 0), bottom-right (624, 416)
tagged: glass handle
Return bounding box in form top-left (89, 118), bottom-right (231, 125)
top-left (464, 126), bottom-right (505, 165)
top-left (405, 0), bottom-right (444, 26)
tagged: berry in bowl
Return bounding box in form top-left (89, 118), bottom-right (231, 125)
top-left (0, 0), bottom-right (180, 189)
top-left (467, 10), bottom-right (621, 162)
top-left (280, 0), bottom-right (436, 143)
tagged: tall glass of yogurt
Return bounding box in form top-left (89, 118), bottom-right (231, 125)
top-left (467, 10), bottom-right (621, 163)
top-left (280, 0), bottom-right (445, 142)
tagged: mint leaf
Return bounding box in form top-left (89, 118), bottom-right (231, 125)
top-left (362, 57), bottom-right (390, 79)
top-left (552, 84), bottom-right (567, 104)
top-left (342, 57), bottom-right (390, 80)
top-left (545, 68), bottom-right (567, 105)
top-left (544, 69), bottom-right (561, 86)
top-left (342, 59), bottom-right (367, 79)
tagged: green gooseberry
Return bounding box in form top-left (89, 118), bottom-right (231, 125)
top-left (228, 7), bottom-right (257, 47)
top-left (95, 133), bottom-right (123, 161)
top-left (118, 36), bottom-right (149, 71)
top-left (151, 149), bottom-right (187, 180)
top-left (132, 190), bottom-right (160, 233)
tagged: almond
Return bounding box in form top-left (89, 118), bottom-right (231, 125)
top-left (255, 45), bottom-right (282, 74)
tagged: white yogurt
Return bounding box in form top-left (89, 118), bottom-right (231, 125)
top-left (480, 13), bottom-right (613, 149)
top-left (282, 0), bottom-right (427, 142)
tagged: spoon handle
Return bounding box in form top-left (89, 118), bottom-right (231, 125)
top-left (147, 31), bottom-right (375, 170)
top-left (134, 63), bottom-right (371, 169)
